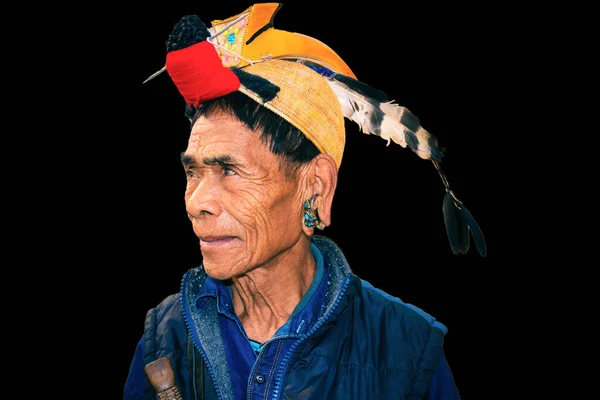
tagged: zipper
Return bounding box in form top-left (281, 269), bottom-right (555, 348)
top-left (180, 271), bottom-right (224, 400)
top-left (270, 274), bottom-right (351, 400)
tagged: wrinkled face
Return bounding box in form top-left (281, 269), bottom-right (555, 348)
top-left (182, 112), bottom-right (305, 280)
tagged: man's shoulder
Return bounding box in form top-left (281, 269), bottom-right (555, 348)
top-left (144, 293), bottom-right (182, 329)
top-left (143, 293), bottom-right (187, 360)
top-left (155, 292), bottom-right (180, 310)
top-left (357, 278), bottom-right (448, 334)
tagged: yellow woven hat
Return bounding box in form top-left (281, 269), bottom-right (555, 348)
top-left (151, 3), bottom-right (446, 166)
top-left (155, 3), bottom-right (351, 168)
top-left (237, 59), bottom-right (345, 168)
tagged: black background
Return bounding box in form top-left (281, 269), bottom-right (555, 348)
top-left (68, 1), bottom-right (523, 397)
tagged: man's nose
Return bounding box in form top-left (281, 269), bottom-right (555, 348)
top-left (185, 179), bottom-right (222, 218)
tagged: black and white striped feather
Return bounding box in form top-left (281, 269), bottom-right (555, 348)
top-left (326, 75), bottom-right (445, 161)
top-left (328, 73), bottom-right (487, 257)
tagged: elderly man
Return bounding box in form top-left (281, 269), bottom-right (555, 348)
top-left (125, 4), bottom-right (485, 399)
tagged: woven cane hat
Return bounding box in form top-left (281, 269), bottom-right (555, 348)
top-left (238, 60), bottom-right (345, 167)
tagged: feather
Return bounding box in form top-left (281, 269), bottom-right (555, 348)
top-left (456, 200), bottom-right (487, 257)
top-left (443, 191), bottom-right (471, 255)
top-left (326, 77), bottom-right (446, 161)
top-left (326, 74), bottom-right (486, 256)
top-left (442, 189), bottom-right (487, 257)
top-left (435, 161), bottom-right (487, 257)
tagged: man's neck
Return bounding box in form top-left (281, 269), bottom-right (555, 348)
top-left (231, 238), bottom-right (316, 343)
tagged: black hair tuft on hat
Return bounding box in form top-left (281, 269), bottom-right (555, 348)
top-left (166, 15), bottom-right (211, 52)
top-left (231, 67), bottom-right (280, 102)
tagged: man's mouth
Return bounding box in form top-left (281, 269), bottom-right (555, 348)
top-left (199, 236), bottom-right (236, 249)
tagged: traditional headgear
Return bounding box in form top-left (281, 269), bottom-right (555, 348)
top-left (143, 3), bottom-right (487, 257)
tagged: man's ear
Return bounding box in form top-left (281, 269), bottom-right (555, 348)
top-left (311, 153), bottom-right (338, 227)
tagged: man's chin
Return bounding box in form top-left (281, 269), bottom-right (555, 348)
top-left (201, 259), bottom-right (236, 281)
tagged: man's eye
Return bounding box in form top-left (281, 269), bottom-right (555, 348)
top-left (185, 169), bottom-right (196, 178)
top-left (223, 167), bottom-right (236, 176)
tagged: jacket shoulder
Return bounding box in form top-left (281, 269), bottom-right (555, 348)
top-left (355, 278), bottom-right (448, 396)
top-left (358, 278), bottom-right (448, 334)
top-left (143, 293), bottom-right (185, 364)
top-left (145, 293), bottom-right (180, 325)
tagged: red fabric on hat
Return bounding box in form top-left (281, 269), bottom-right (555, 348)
top-left (166, 41), bottom-right (240, 106)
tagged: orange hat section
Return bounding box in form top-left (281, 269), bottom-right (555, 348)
top-left (210, 3), bottom-right (356, 79)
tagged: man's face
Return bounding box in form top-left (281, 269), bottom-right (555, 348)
top-left (182, 112), bottom-right (305, 280)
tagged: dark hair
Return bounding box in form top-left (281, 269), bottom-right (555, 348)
top-left (187, 91), bottom-right (320, 178)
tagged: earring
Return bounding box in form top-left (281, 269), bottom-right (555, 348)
top-left (303, 194), bottom-right (325, 230)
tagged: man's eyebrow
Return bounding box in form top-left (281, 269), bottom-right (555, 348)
top-left (203, 154), bottom-right (234, 166)
top-left (180, 152), bottom-right (235, 167)
top-left (180, 153), bottom-right (196, 167)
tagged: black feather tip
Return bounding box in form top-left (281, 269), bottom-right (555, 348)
top-left (442, 192), bottom-right (487, 257)
top-left (166, 15), bottom-right (211, 52)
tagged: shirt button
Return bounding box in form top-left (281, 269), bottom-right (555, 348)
top-left (255, 374), bottom-right (265, 384)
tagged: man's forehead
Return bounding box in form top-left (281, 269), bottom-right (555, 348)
top-left (185, 114), bottom-right (265, 163)
top-left (188, 115), bottom-right (231, 149)
top-left (191, 113), bottom-right (238, 131)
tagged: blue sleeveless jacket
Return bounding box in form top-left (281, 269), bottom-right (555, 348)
top-left (130, 236), bottom-right (450, 399)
